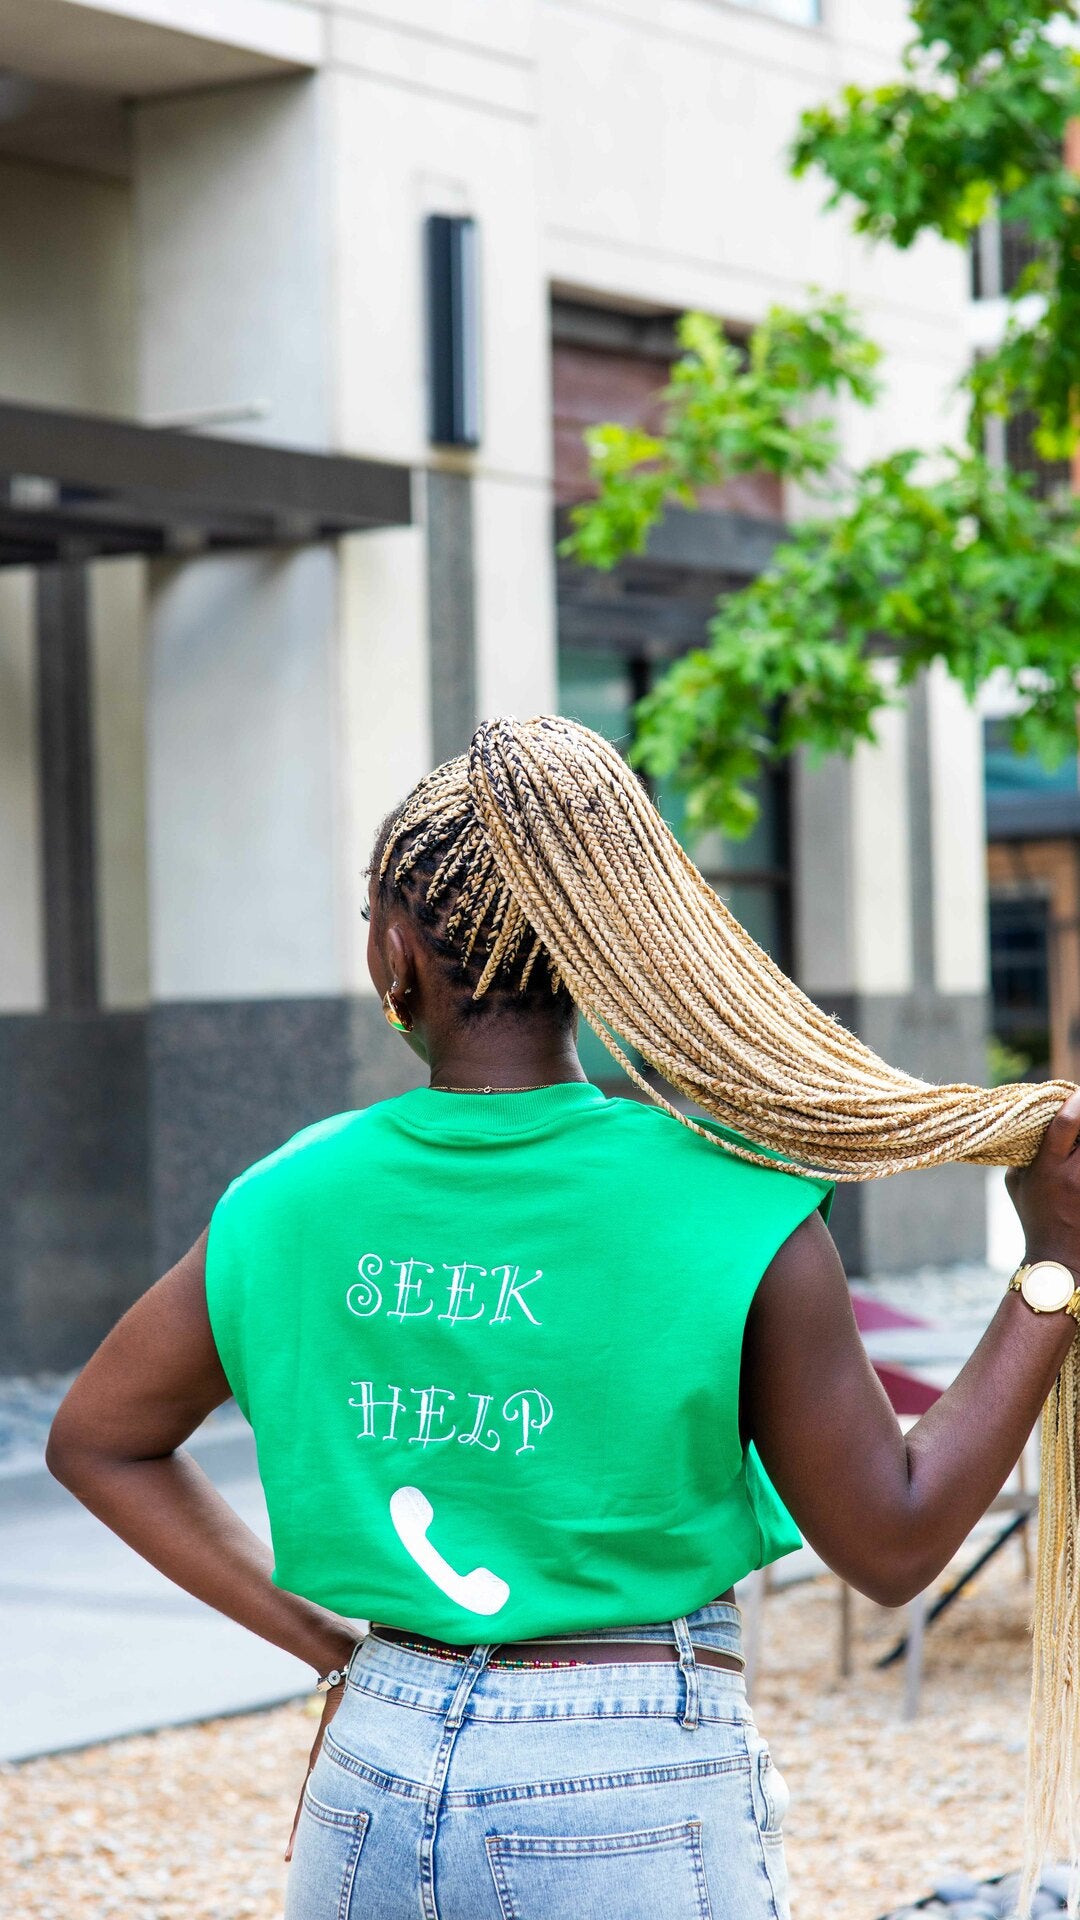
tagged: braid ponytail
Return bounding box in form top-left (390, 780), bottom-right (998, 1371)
top-left (384, 714), bottom-right (1071, 1175)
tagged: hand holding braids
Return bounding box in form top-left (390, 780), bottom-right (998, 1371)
top-left (380, 712), bottom-right (1080, 1896)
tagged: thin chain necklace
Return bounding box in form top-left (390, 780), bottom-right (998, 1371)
top-left (430, 1082), bottom-right (554, 1094)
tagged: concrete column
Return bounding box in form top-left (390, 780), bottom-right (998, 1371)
top-left (0, 570), bottom-right (44, 1014)
top-left (0, 150), bottom-right (152, 1370)
top-left (132, 74), bottom-right (409, 1266)
top-left (0, 567), bottom-right (151, 1371)
top-left (35, 562), bottom-right (98, 1012)
top-left (426, 470), bottom-right (478, 762)
top-left (927, 662), bottom-right (989, 997)
top-left (338, 523), bottom-right (432, 993)
top-left (474, 470), bottom-right (557, 719)
top-left (88, 558), bottom-right (149, 1012)
top-left (145, 548), bottom-right (340, 1001)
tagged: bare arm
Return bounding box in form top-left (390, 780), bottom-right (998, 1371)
top-left (46, 1234), bottom-right (357, 1680)
top-left (740, 1091), bottom-right (1080, 1607)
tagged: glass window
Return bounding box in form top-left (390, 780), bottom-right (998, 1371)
top-left (984, 718), bottom-right (1080, 798)
top-left (1003, 410), bottom-right (1072, 504)
top-left (989, 895), bottom-right (1051, 1076)
top-left (708, 876), bottom-right (785, 958)
top-left (558, 643), bottom-right (791, 1082)
top-left (971, 219), bottom-right (1042, 302)
top-left (558, 646), bottom-right (638, 752)
top-left (683, 776), bottom-right (789, 963)
top-left (558, 647), bottom-right (643, 1085)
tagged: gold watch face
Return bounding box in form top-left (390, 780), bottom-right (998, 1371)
top-left (1021, 1261), bottom-right (1076, 1313)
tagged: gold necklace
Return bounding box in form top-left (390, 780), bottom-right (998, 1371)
top-left (429, 1082), bottom-right (555, 1094)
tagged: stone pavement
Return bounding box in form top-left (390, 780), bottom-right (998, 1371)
top-left (0, 1417), bottom-right (312, 1763)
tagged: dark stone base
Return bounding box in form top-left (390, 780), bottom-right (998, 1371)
top-left (0, 1010), bottom-right (150, 1372)
top-left (810, 989), bottom-right (990, 1276)
top-left (147, 995), bottom-right (423, 1272)
top-left (0, 997), bottom-right (423, 1374)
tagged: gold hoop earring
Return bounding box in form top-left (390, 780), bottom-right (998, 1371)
top-left (383, 987), bottom-right (412, 1034)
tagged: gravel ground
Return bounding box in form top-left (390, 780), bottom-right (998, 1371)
top-left (762, 1542), bottom-right (1036, 1917)
top-left (0, 1535), bottom-right (1041, 1920)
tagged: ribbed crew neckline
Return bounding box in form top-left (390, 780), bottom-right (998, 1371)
top-left (390, 1080), bottom-right (608, 1137)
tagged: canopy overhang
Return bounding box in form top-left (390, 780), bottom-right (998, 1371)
top-left (0, 400), bottom-right (413, 567)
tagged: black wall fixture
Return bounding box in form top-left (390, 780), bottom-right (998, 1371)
top-left (425, 214), bottom-right (481, 448)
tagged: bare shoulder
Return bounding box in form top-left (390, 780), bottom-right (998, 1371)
top-left (751, 1206), bottom-right (852, 1323)
top-left (740, 1208), bottom-right (863, 1448)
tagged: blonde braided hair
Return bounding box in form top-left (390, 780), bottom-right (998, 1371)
top-left (380, 713), bottom-right (1079, 1901)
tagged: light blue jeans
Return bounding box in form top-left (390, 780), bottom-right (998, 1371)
top-left (284, 1603), bottom-right (791, 1920)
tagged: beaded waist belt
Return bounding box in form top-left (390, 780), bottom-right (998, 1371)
top-left (370, 1624), bottom-right (743, 1673)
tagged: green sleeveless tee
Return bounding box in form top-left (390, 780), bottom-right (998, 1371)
top-left (205, 1082), bottom-right (832, 1642)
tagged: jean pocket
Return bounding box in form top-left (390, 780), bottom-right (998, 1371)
top-left (750, 1746), bottom-right (791, 1920)
top-left (284, 1786), bottom-right (369, 1920)
top-left (485, 1819), bottom-right (712, 1920)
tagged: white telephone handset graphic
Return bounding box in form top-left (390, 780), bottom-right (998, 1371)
top-left (389, 1486), bottom-right (510, 1616)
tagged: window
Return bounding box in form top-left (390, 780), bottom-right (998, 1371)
top-left (559, 645), bottom-right (790, 962)
top-left (985, 730), bottom-right (1080, 1082)
top-left (1002, 408), bottom-right (1072, 504)
top-left (980, 393), bottom-right (1073, 506)
top-left (971, 221), bottom-right (1070, 498)
top-left (989, 895), bottom-right (1052, 1076)
top-left (971, 219), bottom-right (1042, 301)
top-left (559, 643), bottom-right (791, 1082)
top-left (553, 294), bottom-right (793, 1087)
top-left (984, 719), bottom-right (1079, 800)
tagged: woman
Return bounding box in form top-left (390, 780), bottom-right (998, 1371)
top-left (48, 716), bottom-right (1080, 1920)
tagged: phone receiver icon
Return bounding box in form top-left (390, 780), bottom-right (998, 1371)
top-left (389, 1486), bottom-right (510, 1616)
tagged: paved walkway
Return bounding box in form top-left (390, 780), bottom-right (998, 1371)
top-left (0, 1423), bottom-right (313, 1763)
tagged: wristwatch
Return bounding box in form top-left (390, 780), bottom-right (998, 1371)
top-left (1008, 1260), bottom-right (1080, 1320)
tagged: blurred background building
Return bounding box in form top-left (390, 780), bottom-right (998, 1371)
top-left (0, 0), bottom-right (1053, 1370)
top-left (969, 214), bottom-right (1080, 1110)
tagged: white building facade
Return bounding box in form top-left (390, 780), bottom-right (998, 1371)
top-left (0, 0), bottom-right (988, 1367)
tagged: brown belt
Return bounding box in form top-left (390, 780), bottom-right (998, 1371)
top-left (370, 1623), bottom-right (743, 1674)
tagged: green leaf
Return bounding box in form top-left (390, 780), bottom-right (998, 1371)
top-left (792, 1), bottom-right (1080, 444)
top-left (630, 450), bottom-right (1080, 837)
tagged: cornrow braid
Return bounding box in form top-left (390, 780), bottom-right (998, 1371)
top-left (377, 712), bottom-right (1080, 1900)
top-left (373, 757), bottom-right (572, 1022)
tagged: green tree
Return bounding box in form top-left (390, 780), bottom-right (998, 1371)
top-left (561, 0), bottom-right (1080, 837)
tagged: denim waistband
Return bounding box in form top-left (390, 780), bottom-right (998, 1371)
top-left (347, 1605), bottom-right (749, 1728)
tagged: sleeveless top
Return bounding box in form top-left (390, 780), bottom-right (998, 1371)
top-left (205, 1082), bottom-right (833, 1643)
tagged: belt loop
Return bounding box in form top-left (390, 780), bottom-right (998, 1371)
top-left (444, 1642), bottom-right (491, 1731)
top-left (673, 1616), bottom-right (700, 1730)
